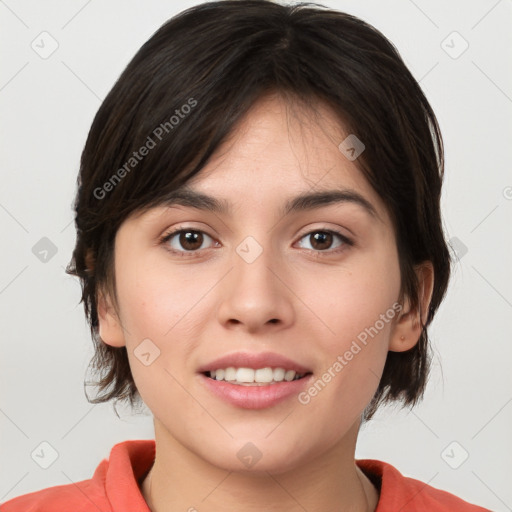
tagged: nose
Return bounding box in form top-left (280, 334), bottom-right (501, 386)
top-left (216, 242), bottom-right (295, 334)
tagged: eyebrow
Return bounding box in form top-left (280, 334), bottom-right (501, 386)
top-left (160, 186), bottom-right (378, 219)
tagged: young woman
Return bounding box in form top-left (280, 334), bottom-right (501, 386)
top-left (1, 1), bottom-right (491, 510)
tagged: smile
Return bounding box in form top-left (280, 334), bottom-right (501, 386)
top-left (205, 367), bottom-right (309, 385)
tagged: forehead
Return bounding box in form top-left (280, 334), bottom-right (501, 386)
top-left (127, 93), bottom-right (391, 229)
top-left (191, 94), bottom-right (350, 182)
top-left (180, 94), bottom-right (385, 216)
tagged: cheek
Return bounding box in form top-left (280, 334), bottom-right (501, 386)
top-left (318, 248), bottom-right (400, 348)
top-left (298, 245), bottom-right (401, 411)
top-left (115, 257), bottom-right (209, 411)
top-left (116, 252), bottom-right (209, 340)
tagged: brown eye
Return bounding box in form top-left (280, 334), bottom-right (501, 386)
top-left (309, 232), bottom-right (333, 250)
top-left (178, 231), bottom-right (203, 250)
top-left (163, 229), bottom-right (215, 253)
top-left (297, 229), bottom-right (351, 253)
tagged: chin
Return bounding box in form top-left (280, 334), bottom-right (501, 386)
top-left (199, 437), bottom-right (311, 476)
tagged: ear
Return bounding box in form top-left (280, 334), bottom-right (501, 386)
top-left (97, 288), bottom-right (126, 348)
top-left (389, 261), bottom-right (434, 352)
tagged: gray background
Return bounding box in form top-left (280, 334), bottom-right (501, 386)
top-left (1, 0), bottom-right (511, 510)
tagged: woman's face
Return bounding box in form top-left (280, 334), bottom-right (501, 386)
top-left (99, 94), bottom-right (406, 473)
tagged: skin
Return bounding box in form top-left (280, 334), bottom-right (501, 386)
top-left (97, 93), bottom-right (434, 512)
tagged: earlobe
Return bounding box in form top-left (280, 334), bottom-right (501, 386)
top-left (97, 289), bottom-right (126, 347)
top-left (389, 262), bottom-right (434, 352)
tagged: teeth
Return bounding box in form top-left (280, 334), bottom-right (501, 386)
top-left (255, 367), bottom-right (273, 382)
top-left (225, 367), bottom-right (236, 381)
top-left (284, 369), bottom-right (296, 381)
top-left (273, 367), bottom-right (285, 381)
top-left (208, 367), bottom-right (306, 385)
top-left (236, 367), bottom-right (254, 382)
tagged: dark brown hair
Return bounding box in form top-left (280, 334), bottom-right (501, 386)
top-left (66, 0), bottom-right (450, 419)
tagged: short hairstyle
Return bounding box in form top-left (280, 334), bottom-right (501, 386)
top-left (66, 0), bottom-right (450, 419)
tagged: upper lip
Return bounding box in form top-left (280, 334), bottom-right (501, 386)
top-left (198, 351), bottom-right (312, 374)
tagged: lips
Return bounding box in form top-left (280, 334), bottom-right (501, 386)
top-left (197, 351), bottom-right (313, 409)
top-left (197, 351), bottom-right (312, 375)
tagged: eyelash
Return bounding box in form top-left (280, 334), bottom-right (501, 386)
top-left (159, 225), bottom-right (354, 259)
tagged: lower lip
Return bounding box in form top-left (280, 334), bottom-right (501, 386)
top-left (199, 373), bottom-right (313, 409)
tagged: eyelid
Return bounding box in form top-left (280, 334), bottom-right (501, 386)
top-left (159, 225), bottom-right (218, 255)
top-left (296, 224), bottom-right (353, 242)
top-left (294, 227), bottom-right (353, 253)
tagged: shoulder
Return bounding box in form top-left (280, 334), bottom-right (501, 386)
top-left (357, 459), bottom-right (491, 512)
top-left (0, 439), bottom-right (155, 512)
top-left (0, 476), bottom-right (109, 512)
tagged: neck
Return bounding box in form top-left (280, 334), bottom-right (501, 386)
top-left (141, 419), bottom-right (378, 512)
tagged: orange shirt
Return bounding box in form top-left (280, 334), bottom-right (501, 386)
top-left (0, 439), bottom-right (490, 511)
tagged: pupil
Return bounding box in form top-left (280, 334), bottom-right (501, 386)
top-left (181, 231), bottom-right (202, 250)
top-left (312, 232), bottom-right (331, 250)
